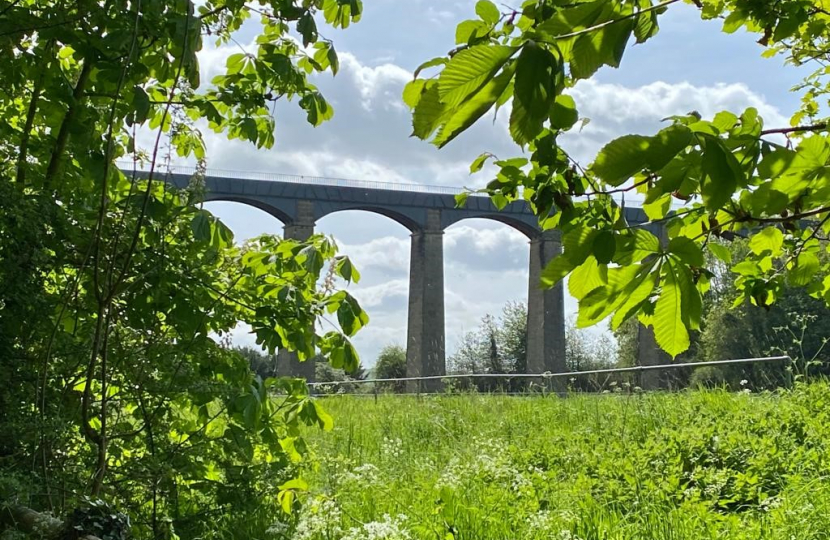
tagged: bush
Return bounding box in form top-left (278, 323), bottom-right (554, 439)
top-left (375, 345), bottom-right (407, 393)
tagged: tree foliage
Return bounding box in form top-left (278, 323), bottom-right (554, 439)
top-left (1, 0), bottom-right (365, 538)
top-left (374, 344), bottom-right (407, 393)
top-left (406, 0), bottom-right (830, 357)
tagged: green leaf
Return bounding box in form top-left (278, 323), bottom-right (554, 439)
top-left (569, 256), bottom-right (607, 300)
top-left (708, 243), bottom-right (732, 264)
top-left (668, 237), bottom-right (704, 267)
top-left (328, 336), bottom-right (360, 373)
top-left (789, 251), bottom-right (820, 286)
top-left (535, 0), bottom-right (605, 37)
top-left (191, 212), bottom-right (211, 242)
top-left (510, 43), bottom-right (560, 145)
top-left (413, 56), bottom-right (447, 79)
top-left (611, 266), bottom-right (658, 329)
top-left (654, 262), bottom-right (691, 357)
top-left (131, 86), bottom-right (151, 125)
top-left (470, 153), bottom-right (492, 173)
top-left (592, 125), bottom-right (692, 186)
top-left (312, 402), bottom-right (334, 431)
top-left (643, 193), bottom-right (671, 221)
top-left (592, 230), bottom-right (616, 264)
top-left (335, 256), bottom-right (361, 283)
top-left (540, 255), bottom-right (575, 287)
top-left (550, 94), bottom-right (578, 131)
top-left (280, 478), bottom-right (308, 491)
top-left (433, 62), bottom-right (516, 148)
top-left (336, 292), bottom-right (369, 336)
top-left (456, 19), bottom-right (489, 44)
top-left (403, 79), bottom-right (427, 109)
top-left (297, 13), bottom-right (318, 46)
top-left (327, 44), bottom-right (340, 75)
top-left (569, 9), bottom-right (634, 80)
top-left (437, 45), bottom-right (517, 108)
top-left (614, 229), bottom-right (661, 264)
top-left (475, 0), bottom-right (500, 24)
top-left (732, 260), bottom-right (760, 277)
top-left (323, 0), bottom-right (362, 28)
top-left (633, 1), bottom-right (660, 43)
top-left (700, 135), bottom-right (742, 211)
top-left (299, 92), bottom-right (333, 126)
top-left (563, 226), bottom-right (599, 265)
top-left (411, 82), bottom-right (448, 139)
top-left (749, 227), bottom-right (784, 256)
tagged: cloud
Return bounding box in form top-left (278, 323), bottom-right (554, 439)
top-left (561, 79), bottom-right (788, 163)
top-left (339, 53), bottom-right (411, 112)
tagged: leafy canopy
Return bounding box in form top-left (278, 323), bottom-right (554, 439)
top-left (1, 0), bottom-right (366, 537)
top-left (405, 0), bottom-right (830, 357)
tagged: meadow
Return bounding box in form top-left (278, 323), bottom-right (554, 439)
top-left (287, 384), bottom-right (830, 540)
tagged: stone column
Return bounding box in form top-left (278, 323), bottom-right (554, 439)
top-left (637, 222), bottom-right (670, 390)
top-left (276, 200), bottom-right (316, 382)
top-left (637, 324), bottom-right (669, 390)
top-left (526, 229), bottom-right (566, 389)
top-left (406, 209), bottom-right (445, 393)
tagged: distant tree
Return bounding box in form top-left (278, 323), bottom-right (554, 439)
top-left (234, 346), bottom-right (278, 379)
top-left (314, 356), bottom-right (367, 394)
top-left (500, 302), bottom-right (528, 373)
top-left (614, 319), bottom-right (639, 369)
top-left (375, 344), bottom-right (407, 393)
top-left (450, 302), bottom-right (622, 391)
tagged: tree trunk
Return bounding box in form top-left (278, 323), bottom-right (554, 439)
top-left (1, 505), bottom-right (101, 540)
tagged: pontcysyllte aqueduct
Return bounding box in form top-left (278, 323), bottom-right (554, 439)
top-left (148, 167), bottom-right (670, 389)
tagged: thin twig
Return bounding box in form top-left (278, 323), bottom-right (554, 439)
top-left (548, 0), bottom-right (680, 41)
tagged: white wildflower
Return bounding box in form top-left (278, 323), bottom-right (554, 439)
top-left (342, 514), bottom-right (410, 540)
top-left (339, 463), bottom-right (381, 485)
top-left (294, 498), bottom-right (342, 540)
top-left (265, 521), bottom-right (289, 537)
top-left (381, 437), bottom-right (404, 459)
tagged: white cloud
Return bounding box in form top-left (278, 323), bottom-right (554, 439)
top-left (339, 52), bottom-right (411, 111)
top-left (561, 79), bottom-right (789, 163)
top-left (338, 236), bottom-right (410, 274)
top-left (348, 279), bottom-right (409, 309)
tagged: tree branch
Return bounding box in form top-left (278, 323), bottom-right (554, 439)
top-left (761, 122), bottom-right (828, 136)
top-left (44, 60), bottom-right (93, 188)
top-left (550, 0), bottom-right (680, 41)
top-left (16, 43), bottom-right (51, 184)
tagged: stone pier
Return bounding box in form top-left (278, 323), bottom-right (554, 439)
top-left (527, 229), bottom-right (567, 389)
top-left (275, 200), bottom-right (316, 382)
top-left (637, 223), bottom-right (670, 390)
top-left (405, 209), bottom-right (446, 392)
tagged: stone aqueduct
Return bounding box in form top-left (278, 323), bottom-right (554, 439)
top-left (162, 169), bottom-right (667, 388)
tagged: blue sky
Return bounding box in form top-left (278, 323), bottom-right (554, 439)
top-left (193, 1), bottom-right (808, 365)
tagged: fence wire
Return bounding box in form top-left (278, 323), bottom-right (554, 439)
top-left (307, 356), bottom-right (793, 396)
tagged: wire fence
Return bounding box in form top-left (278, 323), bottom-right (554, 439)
top-left (307, 356), bottom-right (793, 397)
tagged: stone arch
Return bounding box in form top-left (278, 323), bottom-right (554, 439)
top-left (203, 195), bottom-right (294, 225)
top-left (316, 205), bottom-right (423, 233)
top-left (444, 213), bottom-right (539, 239)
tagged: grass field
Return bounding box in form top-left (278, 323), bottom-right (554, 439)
top-left (287, 383), bottom-right (830, 540)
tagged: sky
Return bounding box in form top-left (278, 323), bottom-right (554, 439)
top-left (187, 1), bottom-right (809, 366)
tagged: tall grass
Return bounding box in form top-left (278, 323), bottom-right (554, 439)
top-left (284, 384), bottom-right (830, 539)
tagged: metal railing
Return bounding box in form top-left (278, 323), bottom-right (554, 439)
top-left (306, 356), bottom-right (792, 394)
top-left (119, 162), bottom-right (487, 197)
